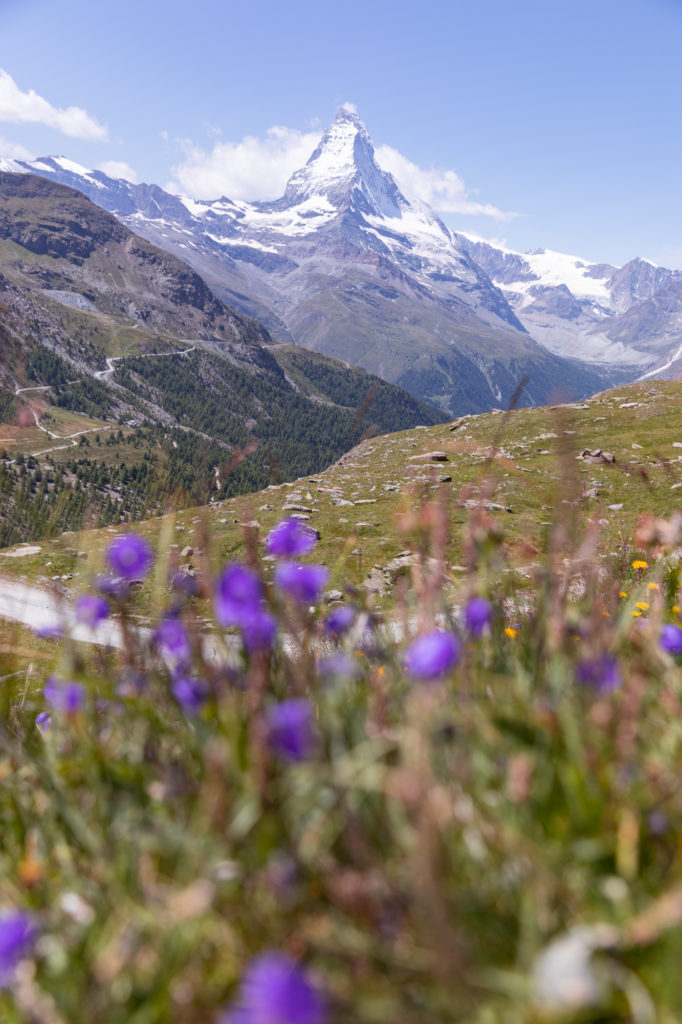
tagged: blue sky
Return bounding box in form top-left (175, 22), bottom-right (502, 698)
top-left (1, 0), bottom-right (681, 267)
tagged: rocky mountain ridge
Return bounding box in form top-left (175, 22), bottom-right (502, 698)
top-left (1, 108), bottom-right (632, 414)
top-left (455, 233), bottom-right (682, 371)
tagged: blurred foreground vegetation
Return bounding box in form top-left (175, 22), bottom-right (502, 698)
top-left (1, 396), bottom-right (682, 1022)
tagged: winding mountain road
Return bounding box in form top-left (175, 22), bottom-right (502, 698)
top-left (12, 344), bottom-right (198, 458)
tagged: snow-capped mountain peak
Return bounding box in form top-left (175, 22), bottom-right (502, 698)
top-left (279, 105), bottom-right (404, 218)
top-left (4, 105), bottom-right (682, 394)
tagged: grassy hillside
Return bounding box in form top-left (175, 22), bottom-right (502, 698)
top-left (1, 382), bottom-right (682, 1021)
top-left (2, 378), bottom-right (681, 603)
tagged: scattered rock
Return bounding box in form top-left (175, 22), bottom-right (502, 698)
top-left (362, 552), bottom-right (415, 595)
top-left (355, 499), bottom-right (377, 505)
top-left (449, 415), bottom-right (471, 431)
top-left (462, 499), bottom-right (513, 513)
top-left (180, 546), bottom-right (194, 559)
top-left (283, 503), bottom-right (313, 513)
top-left (1, 545), bottom-right (42, 558)
top-left (407, 451), bottom-right (450, 463)
top-left (578, 449), bottom-right (616, 464)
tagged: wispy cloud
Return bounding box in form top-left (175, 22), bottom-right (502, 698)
top-left (375, 145), bottom-right (514, 220)
top-left (0, 69), bottom-right (108, 141)
top-left (168, 119), bottom-right (512, 221)
top-left (168, 126), bottom-right (321, 200)
top-left (97, 160), bottom-right (138, 183)
top-left (0, 135), bottom-right (33, 160)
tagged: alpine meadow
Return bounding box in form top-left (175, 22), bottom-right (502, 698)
top-left (2, 4), bottom-right (682, 1020)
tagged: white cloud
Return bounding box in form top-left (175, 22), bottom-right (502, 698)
top-left (0, 135), bottom-right (33, 160)
top-left (0, 69), bottom-right (108, 141)
top-left (375, 144), bottom-right (514, 220)
top-left (97, 160), bottom-right (138, 183)
top-left (168, 120), bottom-right (512, 221)
top-left (168, 126), bottom-right (321, 200)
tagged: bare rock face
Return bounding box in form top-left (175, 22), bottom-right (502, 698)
top-left (578, 449), bottom-right (616, 464)
top-left (407, 451), bottom-right (450, 463)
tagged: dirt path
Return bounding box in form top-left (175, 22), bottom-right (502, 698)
top-left (13, 345), bottom-right (198, 458)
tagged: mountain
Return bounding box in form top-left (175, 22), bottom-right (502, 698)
top-left (0, 171), bottom-right (445, 544)
top-left (1, 110), bottom-right (621, 415)
top-left (454, 234), bottom-right (682, 375)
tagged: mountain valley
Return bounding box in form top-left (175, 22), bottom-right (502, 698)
top-left (0, 172), bottom-right (443, 545)
top-left (2, 107), bottom-right (682, 545)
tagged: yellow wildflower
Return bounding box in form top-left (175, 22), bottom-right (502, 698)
top-left (632, 560), bottom-right (648, 570)
top-left (647, 582), bottom-right (660, 591)
top-left (619, 591), bottom-right (628, 598)
top-left (505, 627), bottom-right (517, 639)
top-left (633, 610), bottom-right (642, 618)
top-left (673, 605), bottom-right (681, 615)
top-left (635, 601), bottom-right (649, 611)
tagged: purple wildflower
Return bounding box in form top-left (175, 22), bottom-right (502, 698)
top-left (170, 570), bottom-right (200, 597)
top-left (172, 676), bottom-right (209, 714)
top-left (35, 711), bottom-right (51, 731)
top-left (576, 653), bottom-right (621, 693)
top-left (265, 518), bottom-right (319, 558)
top-left (648, 810), bottom-right (668, 834)
top-left (0, 911), bottom-right (37, 983)
top-left (275, 562), bottom-right (329, 605)
top-left (221, 951), bottom-right (326, 1024)
top-left (405, 630), bottom-right (461, 680)
top-left (324, 604), bottom-right (356, 637)
top-left (106, 533), bottom-right (153, 581)
top-left (660, 623), bottom-right (682, 656)
top-left (214, 564), bottom-right (263, 627)
top-left (74, 594), bottom-right (109, 629)
top-left (154, 615), bottom-right (191, 667)
top-left (94, 573), bottom-right (130, 601)
top-left (266, 700), bottom-right (316, 762)
top-left (464, 596), bottom-right (492, 637)
top-left (318, 654), bottom-right (360, 681)
top-left (44, 676), bottom-right (85, 714)
top-left (241, 608), bottom-right (277, 654)
top-left (116, 670), bottom-right (148, 698)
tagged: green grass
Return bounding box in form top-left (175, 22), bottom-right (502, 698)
top-left (4, 379), bottom-right (680, 611)
top-left (2, 390), bottom-right (682, 1020)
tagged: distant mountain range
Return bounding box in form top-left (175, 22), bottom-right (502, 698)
top-left (3, 107), bottom-right (681, 415)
